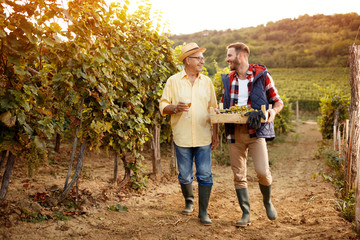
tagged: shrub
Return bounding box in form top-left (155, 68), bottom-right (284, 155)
top-left (274, 96), bottom-right (293, 135)
top-left (317, 85), bottom-right (350, 139)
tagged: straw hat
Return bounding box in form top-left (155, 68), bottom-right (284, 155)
top-left (178, 42), bottom-right (206, 62)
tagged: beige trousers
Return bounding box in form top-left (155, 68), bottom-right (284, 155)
top-left (229, 124), bottom-right (272, 189)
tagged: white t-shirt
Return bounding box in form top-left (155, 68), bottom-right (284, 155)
top-left (237, 79), bottom-right (249, 106)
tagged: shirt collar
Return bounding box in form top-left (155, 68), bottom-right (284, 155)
top-left (180, 69), bottom-right (202, 80)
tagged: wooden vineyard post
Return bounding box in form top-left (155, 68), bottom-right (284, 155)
top-left (356, 146), bottom-right (360, 232)
top-left (338, 127), bottom-right (342, 157)
top-left (345, 117), bottom-right (355, 196)
top-left (296, 100), bottom-right (299, 122)
top-left (333, 109), bottom-right (339, 151)
top-left (341, 122), bottom-right (347, 157)
top-left (346, 119), bottom-right (350, 144)
top-left (349, 45), bottom-right (360, 232)
top-left (333, 125), bottom-right (337, 151)
top-left (152, 123), bottom-right (161, 179)
top-left (344, 120), bottom-right (349, 161)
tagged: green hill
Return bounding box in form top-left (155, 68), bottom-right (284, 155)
top-left (170, 13), bottom-right (360, 76)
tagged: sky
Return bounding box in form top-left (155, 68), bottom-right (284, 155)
top-left (126, 0), bottom-right (360, 35)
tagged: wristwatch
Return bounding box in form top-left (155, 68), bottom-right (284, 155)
top-left (173, 105), bottom-right (177, 114)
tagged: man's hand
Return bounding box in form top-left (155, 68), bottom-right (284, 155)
top-left (244, 110), bottom-right (266, 129)
top-left (177, 101), bottom-right (190, 112)
top-left (266, 109), bottom-right (276, 123)
top-left (163, 102), bottom-right (189, 115)
top-left (266, 101), bottom-right (283, 122)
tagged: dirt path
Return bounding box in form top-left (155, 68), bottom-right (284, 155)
top-left (0, 122), bottom-right (358, 239)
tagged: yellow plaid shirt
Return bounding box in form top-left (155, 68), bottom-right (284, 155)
top-left (160, 70), bottom-right (218, 147)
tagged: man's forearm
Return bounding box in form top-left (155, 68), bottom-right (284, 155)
top-left (272, 101), bottom-right (283, 115)
top-left (212, 123), bottom-right (218, 135)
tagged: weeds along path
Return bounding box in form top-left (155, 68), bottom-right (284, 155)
top-left (0, 122), bottom-right (357, 239)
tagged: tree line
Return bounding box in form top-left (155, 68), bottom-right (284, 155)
top-left (170, 13), bottom-right (360, 76)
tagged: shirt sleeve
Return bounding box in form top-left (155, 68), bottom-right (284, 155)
top-left (265, 73), bottom-right (283, 105)
top-left (159, 78), bottom-right (173, 116)
top-left (209, 79), bottom-right (218, 109)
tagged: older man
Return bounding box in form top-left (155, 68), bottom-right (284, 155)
top-left (160, 42), bottom-right (218, 225)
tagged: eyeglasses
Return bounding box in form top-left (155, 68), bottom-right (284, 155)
top-left (188, 56), bottom-right (205, 62)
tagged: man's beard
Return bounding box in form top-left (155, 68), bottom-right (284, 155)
top-left (230, 58), bottom-right (240, 71)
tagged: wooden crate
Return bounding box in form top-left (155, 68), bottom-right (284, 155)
top-left (210, 105), bottom-right (269, 124)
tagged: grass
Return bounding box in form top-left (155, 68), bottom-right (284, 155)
top-left (296, 111), bottom-right (319, 122)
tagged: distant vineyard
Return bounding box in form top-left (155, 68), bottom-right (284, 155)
top-left (269, 67), bottom-right (350, 111)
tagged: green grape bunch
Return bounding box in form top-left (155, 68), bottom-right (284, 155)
top-left (219, 106), bottom-right (256, 114)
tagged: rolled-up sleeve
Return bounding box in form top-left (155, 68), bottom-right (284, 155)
top-left (209, 80), bottom-right (218, 110)
top-left (265, 73), bottom-right (283, 105)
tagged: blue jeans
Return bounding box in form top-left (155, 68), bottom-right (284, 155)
top-left (174, 144), bottom-right (213, 186)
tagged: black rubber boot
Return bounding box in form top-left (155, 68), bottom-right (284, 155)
top-left (180, 184), bottom-right (194, 215)
top-left (259, 183), bottom-right (277, 220)
top-left (198, 185), bottom-right (212, 226)
top-left (235, 188), bottom-right (251, 227)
